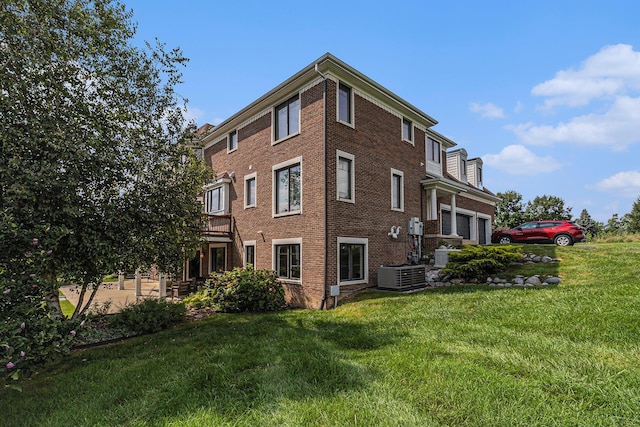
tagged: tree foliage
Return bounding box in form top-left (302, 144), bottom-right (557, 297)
top-left (575, 209), bottom-right (602, 237)
top-left (1, 0), bottom-right (210, 378)
top-left (524, 195), bottom-right (572, 222)
top-left (495, 190), bottom-right (526, 229)
top-left (625, 196), bottom-right (640, 234)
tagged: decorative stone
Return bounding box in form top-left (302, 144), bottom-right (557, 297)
top-left (544, 277), bottom-right (562, 284)
top-left (525, 276), bottom-right (541, 286)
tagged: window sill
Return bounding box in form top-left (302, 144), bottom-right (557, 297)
top-left (271, 131), bottom-right (300, 146)
top-left (338, 279), bottom-right (368, 286)
top-left (273, 210), bottom-right (301, 218)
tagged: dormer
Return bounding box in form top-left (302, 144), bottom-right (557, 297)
top-left (467, 157), bottom-right (483, 190)
top-left (446, 148), bottom-right (468, 183)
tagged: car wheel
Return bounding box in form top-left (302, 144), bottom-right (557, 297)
top-left (554, 234), bottom-right (573, 246)
top-left (498, 235), bottom-right (512, 244)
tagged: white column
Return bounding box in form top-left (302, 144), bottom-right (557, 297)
top-left (451, 193), bottom-right (458, 237)
top-left (134, 269), bottom-right (142, 297)
top-left (430, 188), bottom-right (437, 220)
top-left (158, 273), bottom-right (167, 298)
top-left (118, 271), bottom-right (125, 290)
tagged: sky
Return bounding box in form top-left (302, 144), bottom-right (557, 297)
top-left (124, 0), bottom-right (640, 222)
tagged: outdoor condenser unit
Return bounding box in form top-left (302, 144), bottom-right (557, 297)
top-left (377, 265), bottom-right (426, 290)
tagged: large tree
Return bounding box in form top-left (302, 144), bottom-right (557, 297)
top-left (575, 208), bottom-right (602, 237)
top-left (625, 196), bottom-right (640, 233)
top-left (1, 0), bottom-right (210, 322)
top-left (495, 190), bottom-right (526, 229)
top-left (523, 195), bottom-right (572, 222)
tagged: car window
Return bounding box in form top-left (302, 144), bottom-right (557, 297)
top-left (519, 222), bottom-right (537, 230)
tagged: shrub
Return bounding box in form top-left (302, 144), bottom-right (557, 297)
top-left (441, 245), bottom-right (523, 281)
top-left (185, 267), bottom-right (286, 313)
top-left (109, 298), bottom-right (186, 335)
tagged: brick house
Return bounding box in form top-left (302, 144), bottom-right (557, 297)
top-left (190, 53), bottom-right (499, 308)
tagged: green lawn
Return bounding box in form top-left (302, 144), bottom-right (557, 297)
top-left (3, 243), bottom-right (640, 426)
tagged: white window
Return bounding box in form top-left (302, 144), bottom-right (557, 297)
top-left (336, 150), bottom-right (355, 203)
top-left (228, 130), bottom-right (238, 152)
top-left (337, 82), bottom-right (354, 125)
top-left (273, 238), bottom-right (302, 282)
top-left (337, 237), bottom-right (368, 285)
top-left (274, 94), bottom-right (300, 142)
top-left (204, 177), bottom-right (231, 214)
top-left (244, 240), bottom-right (256, 267)
top-left (402, 118), bottom-right (413, 143)
top-left (391, 168), bottom-right (404, 212)
top-left (273, 157), bottom-right (302, 217)
top-left (244, 173), bottom-right (256, 209)
top-left (427, 138), bottom-right (440, 163)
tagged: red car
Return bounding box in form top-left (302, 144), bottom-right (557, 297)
top-left (491, 220), bottom-right (586, 246)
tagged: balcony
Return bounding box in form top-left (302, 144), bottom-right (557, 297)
top-left (199, 214), bottom-right (233, 239)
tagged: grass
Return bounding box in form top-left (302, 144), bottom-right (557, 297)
top-left (3, 243), bottom-right (640, 426)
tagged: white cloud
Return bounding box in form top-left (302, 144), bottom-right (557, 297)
top-left (509, 96), bottom-right (640, 150)
top-left (594, 171), bottom-right (640, 197)
top-left (532, 44), bottom-right (640, 108)
top-left (482, 145), bottom-right (561, 176)
top-left (183, 106), bottom-right (204, 124)
top-left (514, 101), bottom-right (524, 114)
top-left (469, 102), bottom-right (505, 119)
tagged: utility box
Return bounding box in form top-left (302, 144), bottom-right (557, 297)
top-left (434, 248), bottom-right (460, 268)
top-left (329, 285), bottom-right (340, 297)
top-left (408, 217), bottom-right (424, 236)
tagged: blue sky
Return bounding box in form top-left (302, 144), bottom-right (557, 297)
top-left (125, 0), bottom-right (640, 222)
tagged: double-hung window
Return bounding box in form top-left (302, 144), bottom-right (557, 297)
top-left (244, 173), bottom-right (256, 208)
top-left (273, 158), bottom-right (301, 216)
top-left (338, 82), bottom-right (353, 125)
top-left (391, 169), bottom-right (404, 211)
top-left (427, 138), bottom-right (440, 163)
top-left (336, 150), bottom-right (355, 202)
top-left (274, 239), bottom-right (301, 281)
top-left (228, 130), bottom-right (237, 152)
top-left (244, 241), bottom-right (256, 267)
top-left (402, 118), bottom-right (413, 143)
top-left (275, 95), bottom-right (300, 141)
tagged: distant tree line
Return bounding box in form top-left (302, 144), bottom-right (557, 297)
top-left (495, 191), bottom-right (640, 237)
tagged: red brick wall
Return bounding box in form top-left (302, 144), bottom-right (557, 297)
top-left (203, 83), bottom-right (326, 308)
top-left (325, 79), bottom-right (428, 294)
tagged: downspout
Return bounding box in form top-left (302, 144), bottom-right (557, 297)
top-left (315, 63), bottom-right (328, 310)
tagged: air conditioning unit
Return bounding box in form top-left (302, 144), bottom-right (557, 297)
top-left (378, 265), bottom-right (426, 290)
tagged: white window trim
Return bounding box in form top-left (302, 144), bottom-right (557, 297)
top-left (390, 168), bottom-right (404, 212)
top-left (227, 129), bottom-right (238, 153)
top-left (337, 237), bottom-right (368, 286)
top-left (209, 243), bottom-right (227, 275)
top-left (272, 237), bottom-right (302, 284)
top-left (272, 93), bottom-right (301, 146)
top-left (402, 117), bottom-right (414, 145)
top-left (336, 150), bottom-right (355, 203)
top-left (272, 156), bottom-right (303, 218)
top-left (336, 81), bottom-right (355, 128)
top-left (477, 213), bottom-right (492, 244)
top-left (243, 240), bottom-right (256, 267)
top-left (203, 178), bottom-right (231, 215)
top-left (244, 172), bottom-right (257, 209)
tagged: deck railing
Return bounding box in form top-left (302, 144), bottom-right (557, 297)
top-left (199, 214), bottom-right (232, 236)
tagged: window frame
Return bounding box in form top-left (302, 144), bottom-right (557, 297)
top-left (337, 237), bottom-right (368, 286)
top-left (402, 117), bottom-right (414, 144)
top-left (243, 240), bottom-right (256, 268)
top-left (427, 138), bottom-right (441, 163)
top-left (272, 238), bottom-right (302, 283)
top-left (336, 150), bottom-right (355, 203)
top-left (273, 94), bottom-right (301, 144)
top-left (244, 172), bottom-right (257, 209)
top-left (390, 168), bottom-right (404, 212)
top-left (337, 81), bottom-right (354, 126)
top-left (272, 156), bottom-right (302, 217)
top-left (227, 130), bottom-right (238, 153)
top-left (203, 179), bottom-right (230, 215)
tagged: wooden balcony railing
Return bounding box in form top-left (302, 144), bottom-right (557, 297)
top-left (199, 214), bottom-right (232, 237)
